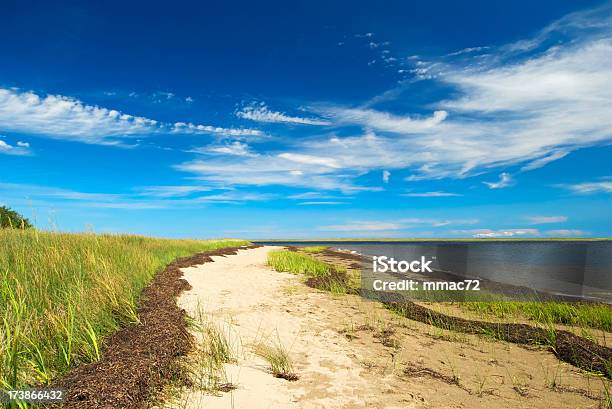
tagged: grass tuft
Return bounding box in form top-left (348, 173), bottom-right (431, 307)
top-left (252, 338), bottom-right (298, 381)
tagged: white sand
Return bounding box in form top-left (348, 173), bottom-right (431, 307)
top-left (168, 246), bottom-right (606, 409)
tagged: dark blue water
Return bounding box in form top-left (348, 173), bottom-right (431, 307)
top-left (257, 241), bottom-right (612, 302)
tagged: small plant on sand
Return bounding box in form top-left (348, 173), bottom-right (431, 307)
top-left (189, 321), bottom-right (238, 393)
top-left (252, 337), bottom-right (298, 381)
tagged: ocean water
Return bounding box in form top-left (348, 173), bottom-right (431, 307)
top-left (257, 241), bottom-right (612, 302)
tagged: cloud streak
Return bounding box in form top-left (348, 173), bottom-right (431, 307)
top-left (0, 88), bottom-right (261, 145)
top-left (236, 103), bottom-right (331, 125)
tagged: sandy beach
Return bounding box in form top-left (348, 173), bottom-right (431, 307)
top-left (166, 246), bottom-right (606, 409)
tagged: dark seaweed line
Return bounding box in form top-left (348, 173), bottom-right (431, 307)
top-left (314, 249), bottom-right (612, 379)
top-left (44, 245), bottom-right (260, 409)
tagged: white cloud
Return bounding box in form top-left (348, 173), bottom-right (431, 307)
top-left (526, 215), bottom-right (567, 224)
top-left (277, 153), bottom-right (341, 168)
top-left (172, 122), bottom-right (262, 137)
top-left (236, 103), bottom-right (331, 125)
top-left (401, 191), bottom-right (461, 197)
top-left (0, 87), bottom-right (261, 145)
top-left (0, 88), bottom-right (158, 144)
top-left (520, 150), bottom-right (569, 171)
top-left (382, 170), bottom-right (390, 183)
top-left (174, 7), bottom-right (612, 191)
top-left (483, 173), bottom-right (512, 189)
top-left (193, 141), bottom-right (258, 157)
top-left (175, 154), bottom-right (380, 192)
top-left (451, 228), bottom-right (540, 238)
top-left (322, 107), bottom-right (448, 133)
top-left (561, 180), bottom-right (612, 194)
top-left (0, 139), bottom-right (31, 156)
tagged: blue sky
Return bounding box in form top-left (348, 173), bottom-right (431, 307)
top-left (1, 0), bottom-right (611, 239)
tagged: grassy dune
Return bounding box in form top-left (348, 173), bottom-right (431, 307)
top-left (0, 229), bottom-right (248, 390)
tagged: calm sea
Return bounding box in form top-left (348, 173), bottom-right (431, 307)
top-left (256, 241), bottom-right (612, 302)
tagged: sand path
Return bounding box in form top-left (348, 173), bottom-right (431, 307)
top-left (169, 246), bottom-right (606, 409)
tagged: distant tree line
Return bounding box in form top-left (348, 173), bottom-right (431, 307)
top-left (0, 206), bottom-right (32, 229)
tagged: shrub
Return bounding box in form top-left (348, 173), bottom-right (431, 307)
top-left (0, 206), bottom-right (32, 229)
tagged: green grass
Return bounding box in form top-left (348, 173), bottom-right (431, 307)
top-left (267, 249), bottom-right (334, 277)
top-left (460, 301), bottom-right (612, 332)
top-left (0, 229), bottom-right (249, 391)
top-left (299, 246), bottom-right (328, 253)
top-left (267, 249), bottom-right (352, 295)
top-left (252, 338), bottom-right (298, 381)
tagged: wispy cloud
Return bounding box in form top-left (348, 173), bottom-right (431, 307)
top-left (520, 150), bottom-right (569, 171)
top-left (526, 215), bottom-right (567, 224)
top-left (451, 228), bottom-right (540, 238)
top-left (0, 87), bottom-right (261, 145)
top-left (172, 122), bottom-right (262, 137)
top-left (278, 153), bottom-right (341, 168)
top-left (236, 102), bottom-right (331, 125)
top-left (287, 192), bottom-right (341, 200)
top-left (0, 181), bottom-right (273, 210)
top-left (176, 154), bottom-right (380, 193)
top-left (561, 179), bottom-right (612, 194)
top-left (193, 6), bottom-right (612, 191)
top-left (483, 173), bottom-right (512, 189)
top-left (136, 185), bottom-right (213, 198)
top-left (401, 191), bottom-right (461, 197)
top-left (297, 201), bottom-right (346, 205)
top-left (191, 141), bottom-right (259, 157)
top-left (317, 217), bottom-right (478, 233)
top-left (0, 138), bottom-right (31, 156)
top-left (320, 107), bottom-right (448, 133)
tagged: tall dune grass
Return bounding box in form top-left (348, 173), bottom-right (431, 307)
top-left (0, 229), bottom-right (248, 390)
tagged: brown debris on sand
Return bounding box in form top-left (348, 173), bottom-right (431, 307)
top-left (309, 248), bottom-right (612, 380)
top-left (387, 301), bottom-right (612, 379)
top-left (45, 245), bottom-right (259, 409)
